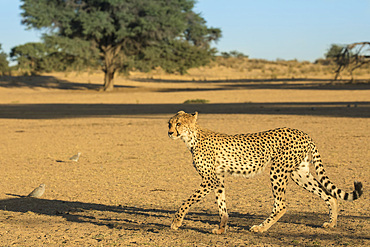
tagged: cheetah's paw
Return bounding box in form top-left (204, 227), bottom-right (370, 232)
top-left (212, 227), bottom-right (226, 235)
top-left (250, 225), bottom-right (264, 233)
top-left (323, 222), bottom-right (336, 228)
top-left (171, 219), bottom-right (182, 230)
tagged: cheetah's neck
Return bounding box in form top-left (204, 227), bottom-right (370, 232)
top-left (181, 125), bottom-right (213, 152)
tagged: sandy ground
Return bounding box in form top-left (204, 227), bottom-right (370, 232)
top-left (0, 74), bottom-right (369, 246)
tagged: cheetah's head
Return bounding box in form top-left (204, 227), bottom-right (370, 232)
top-left (168, 111), bottom-right (198, 140)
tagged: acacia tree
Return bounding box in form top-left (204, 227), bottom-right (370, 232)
top-left (333, 42), bottom-right (370, 81)
top-left (21, 0), bottom-right (221, 91)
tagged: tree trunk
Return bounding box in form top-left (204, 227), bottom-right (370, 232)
top-left (102, 44), bottom-right (120, 92)
top-left (103, 69), bottom-right (115, 91)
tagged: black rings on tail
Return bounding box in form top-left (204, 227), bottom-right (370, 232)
top-left (310, 143), bottom-right (363, 202)
top-left (350, 181), bottom-right (363, 201)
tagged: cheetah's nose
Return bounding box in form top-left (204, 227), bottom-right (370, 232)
top-left (168, 131), bottom-right (174, 136)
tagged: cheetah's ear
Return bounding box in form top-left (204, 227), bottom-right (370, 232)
top-left (177, 110), bottom-right (185, 114)
top-left (192, 111), bottom-right (198, 121)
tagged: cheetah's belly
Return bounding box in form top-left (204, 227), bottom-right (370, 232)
top-left (215, 149), bottom-right (272, 178)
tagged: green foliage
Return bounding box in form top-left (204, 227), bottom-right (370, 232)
top-left (10, 38), bottom-right (98, 74)
top-left (10, 42), bottom-right (48, 74)
top-left (183, 11), bottom-right (221, 48)
top-left (325, 44), bottom-right (344, 59)
top-left (136, 40), bottom-right (217, 75)
top-left (42, 35), bottom-right (100, 71)
top-left (0, 44), bottom-right (9, 75)
top-left (20, 0), bottom-right (221, 90)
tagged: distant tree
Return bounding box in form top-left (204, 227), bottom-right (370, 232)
top-left (10, 40), bottom-right (97, 74)
top-left (325, 44), bottom-right (345, 59)
top-left (229, 50), bottom-right (248, 58)
top-left (10, 42), bottom-right (47, 74)
top-left (220, 50), bottom-right (248, 59)
top-left (333, 42), bottom-right (370, 81)
top-left (220, 52), bottom-right (231, 58)
top-left (21, 0), bottom-right (221, 91)
top-left (0, 44), bottom-right (9, 75)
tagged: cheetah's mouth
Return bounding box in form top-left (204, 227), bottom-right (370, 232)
top-left (168, 131), bottom-right (180, 139)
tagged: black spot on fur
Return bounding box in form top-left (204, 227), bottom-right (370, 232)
top-left (344, 193), bottom-right (349, 200)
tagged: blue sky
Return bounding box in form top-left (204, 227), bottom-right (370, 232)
top-left (1, 0), bottom-right (369, 62)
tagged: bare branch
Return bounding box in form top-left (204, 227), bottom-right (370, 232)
top-left (334, 42), bottom-right (370, 81)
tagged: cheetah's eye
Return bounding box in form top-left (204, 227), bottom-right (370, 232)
top-left (176, 123), bottom-right (181, 127)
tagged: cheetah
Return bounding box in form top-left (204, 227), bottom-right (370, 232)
top-left (168, 111), bottom-right (363, 234)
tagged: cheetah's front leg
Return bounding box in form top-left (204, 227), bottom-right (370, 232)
top-left (171, 182), bottom-right (213, 230)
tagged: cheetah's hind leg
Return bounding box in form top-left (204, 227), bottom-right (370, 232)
top-left (290, 157), bottom-right (338, 228)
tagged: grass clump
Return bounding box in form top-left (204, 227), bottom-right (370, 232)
top-left (183, 99), bottom-right (209, 104)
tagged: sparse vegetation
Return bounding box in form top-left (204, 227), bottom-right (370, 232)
top-left (183, 99), bottom-right (210, 104)
top-left (4, 55), bottom-right (370, 83)
top-left (126, 56), bottom-right (369, 82)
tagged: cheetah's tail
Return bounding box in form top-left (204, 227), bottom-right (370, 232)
top-left (309, 143), bottom-right (363, 201)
